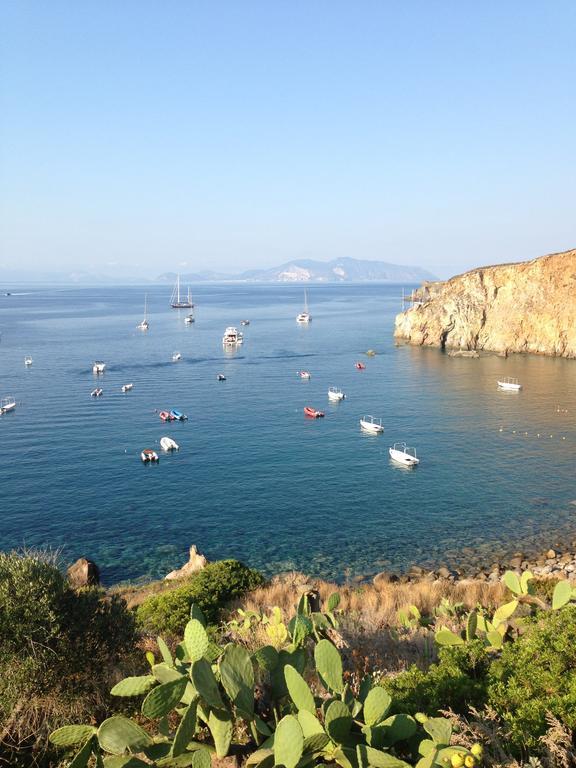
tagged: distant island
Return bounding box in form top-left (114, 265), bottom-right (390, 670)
top-left (395, 247), bottom-right (576, 358)
top-left (157, 257), bottom-right (437, 284)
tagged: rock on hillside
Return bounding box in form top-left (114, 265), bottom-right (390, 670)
top-left (394, 248), bottom-right (576, 357)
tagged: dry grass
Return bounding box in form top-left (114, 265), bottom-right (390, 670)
top-left (230, 571), bottom-right (506, 673)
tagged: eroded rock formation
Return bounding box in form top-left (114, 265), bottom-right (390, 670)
top-left (394, 248), bottom-right (576, 357)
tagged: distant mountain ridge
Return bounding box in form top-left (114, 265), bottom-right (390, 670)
top-left (157, 257), bottom-right (436, 283)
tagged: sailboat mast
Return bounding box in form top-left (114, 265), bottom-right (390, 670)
top-left (176, 274), bottom-right (181, 304)
top-left (304, 289), bottom-right (308, 313)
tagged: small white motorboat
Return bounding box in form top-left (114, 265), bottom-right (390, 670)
top-left (497, 377), bottom-right (522, 391)
top-left (241, 319), bottom-right (250, 326)
top-left (121, 383), bottom-right (133, 392)
top-left (360, 415), bottom-right (384, 434)
top-left (141, 449), bottom-right (159, 463)
top-left (90, 388), bottom-right (103, 397)
top-left (160, 436), bottom-right (179, 451)
top-left (217, 373), bottom-right (226, 381)
top-left (0, 396), bottom-right (16, 415)
top-left (389, 442), bottom-right (419, 466)
top-left (93, 361), bottom-right (106, 374)
top-left (328, 387), bottom-right (345, 402)
top-left (298, 371), bottom-right (311, 379)
top-left (184, 313), bottom-right (195, 324)
top-left (24, 356), bottom-right (33, 366)
top-left (172, 352), bottom-right (182, 362)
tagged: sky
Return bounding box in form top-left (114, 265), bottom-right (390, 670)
top-left (1, 1), bottom-right (575, 280)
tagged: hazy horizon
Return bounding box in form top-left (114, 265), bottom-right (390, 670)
top-left (1, 2), bottom-right (575, 280)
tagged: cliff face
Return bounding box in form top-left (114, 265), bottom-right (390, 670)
top-left (394, 249), bottom-right (576, 357)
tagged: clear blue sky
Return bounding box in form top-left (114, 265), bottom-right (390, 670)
top-left (1, 1), bottom-right (575, 279)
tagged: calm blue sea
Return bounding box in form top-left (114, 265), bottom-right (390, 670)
top-left (1, 283), bottom-right (575, 585)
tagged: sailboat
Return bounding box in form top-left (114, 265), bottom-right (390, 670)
top-left (170, 275), bottom-right (194, 309)
top-left (296, 288), bottom-right (312, 323)
top-left (137, 294), bottom-right (149, 330)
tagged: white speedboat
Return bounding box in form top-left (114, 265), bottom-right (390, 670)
top-left (24, 356), bottom-right (33, 366)
top-left (93, 361), bottom-right (106, 374)
top-left (241, 319), bottom-right (250, 326)
top-left (137, 293), bottom-right (149, 330)
top-left (222, 327), bottom-right (243, 345)
top-left (328, 387), bottom-right (345, 402)
top-left (160, 436), bottom-right (179, 451)
top-left (389, 442), bottom-right (419, 466)
top-left (172, 352), bottom-right (182, 362)
top-left (497, 377), bottom-right (522, 391)
top-left (121, 383), bottom-right (133, 392)
top-left (141, 449), bottom-right (159, 463)
top-left (184, 313), bottom-right (195, 324)
top-left (217, 373), bottom-right (226, 381)
top-left (360, 415), bottom-right (384, 434)
top-left (0, 396), bottom-right (16, 415)
top-left (296, 289), bottom-right (312, 323)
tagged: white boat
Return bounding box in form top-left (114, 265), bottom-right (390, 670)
top-left (184, 313), bottom-right (195, 324)
top-left (137, 294), bottom-right (149, 330)
top-left (389, 442), bottom-right (419, 466)
top-left (241, 319), bottom-right (250, 326)
top-left (217, 373), bottom-right (226, 381)
top-left (121, 383), bottom-right (133, 392)
top-left (328, 387), bottom-right (345, 402)
top-left (0, 396), bottom-right (16, 415)
top-left (172, 352), bottom-right (182, 362)
top-left (170, 275), bottom-right (194, 309)
top-left (160, 436), bottom-right (179, 451)
top-left (298, 370), bottom-right (311, 379)
top-left (222, 326), bottom-right (243, 345)
top-left (296, 289), bottom-right (312, 323)
top-left (141, 449), bottom-right (159, 463)
top-left (93, 361), bottom-right (106, 374)
top-left (90, 388), bottom-right (103, 397)
top-left (360, 415), bottom-right (384, 434)
top-left (24, 356), bottom-right (33, 366)
top-left (497, 377), bottom-right (522, 391)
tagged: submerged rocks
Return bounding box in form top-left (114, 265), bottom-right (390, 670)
top-left (67, 557), bottom-right (100, 588)
top-left (164, 545), bottom-right (208, 581)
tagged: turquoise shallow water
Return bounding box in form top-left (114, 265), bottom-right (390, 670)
top-left (1, 283), bottom-right (575, 585)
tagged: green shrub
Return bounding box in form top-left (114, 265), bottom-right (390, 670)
top-left (136, 559), bottom-right (265, 635)
top-left (487, 605), bottom-right (576, 752)
top-left (0, 550), bottom-right (137, 765)
top-left (384, 640), bottom-right (490, 717)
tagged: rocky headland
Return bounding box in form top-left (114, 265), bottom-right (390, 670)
top-left (394, 248), bottom-right (576, 357)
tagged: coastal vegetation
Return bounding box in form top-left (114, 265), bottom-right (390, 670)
top-left (2, 550), bottom-right (576, 767)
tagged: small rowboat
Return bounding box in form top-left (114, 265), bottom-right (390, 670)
top-left (159, 410), bottom-right (173, 421)
top-left (141, 449), bottom-right (159, 463)
top-left (360, 415), bottom-right (384, 434)
top-left (160, 436), bottom-right (179, 451)
top-left (121, 383), bottom-right (133, 392)
top-left (389, 442), bottom-right (419, 466)
top-left (298, 371), bottom-right (311, 379)
top-left (90, 388), bottom-right (103, 397)
top-left (170, 409), bottom-right (188, 421)
top-left (355, 362), bottom-right (366, 370)
top-left (304, 406), bottom-right (325, 418)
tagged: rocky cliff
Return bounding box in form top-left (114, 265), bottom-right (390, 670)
top-left (394, 248), bottom-right (576, 357)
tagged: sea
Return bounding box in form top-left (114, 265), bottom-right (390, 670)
top-left (1, 283), bottom-right (575, 586)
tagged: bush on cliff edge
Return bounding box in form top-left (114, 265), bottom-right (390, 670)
top-left (136, 558), bottom-right (265, 635)
top-left (0, 550), bottom-right (137, 765)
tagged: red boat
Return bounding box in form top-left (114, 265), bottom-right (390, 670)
top-left (159, 410), bottom-right (173, 421)
top-left (355, 362), bottom-right (366, 370)
top-left (304, 406), bottom-right (325, 418)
